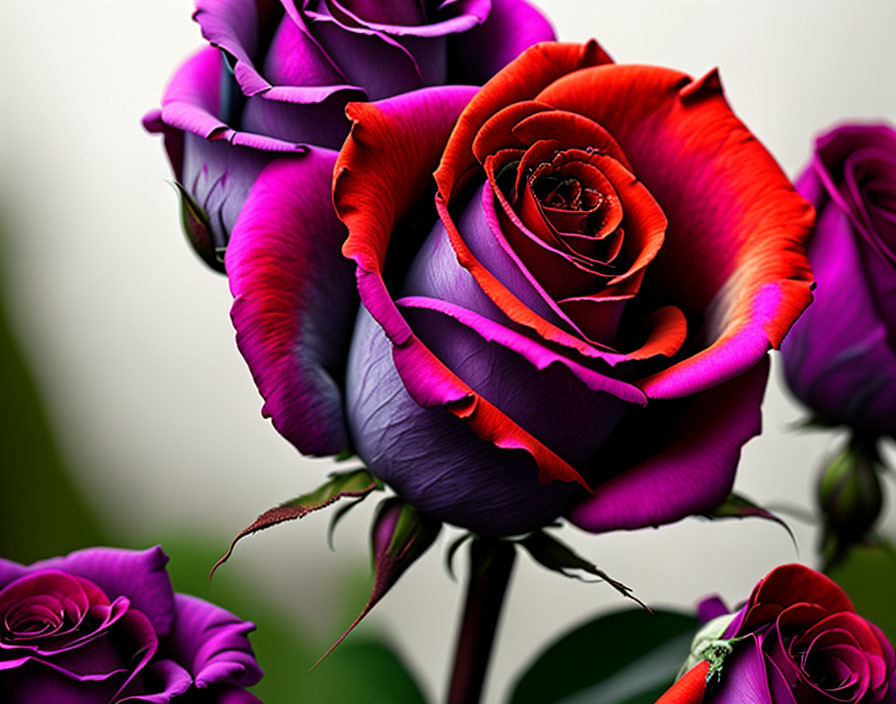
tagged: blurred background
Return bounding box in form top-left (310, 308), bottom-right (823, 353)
top-left (1, 1), bottom-right (895, 702)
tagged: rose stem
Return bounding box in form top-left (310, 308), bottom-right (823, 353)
top-left (446, 536), bottom-right (517, 704)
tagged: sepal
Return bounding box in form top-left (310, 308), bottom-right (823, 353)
top-left (518, 530), bottom-right (647, 608)
top-left (171, 181), bottom-right (226, 273)
top-left (211, 469), bottom-right (379, 576)
top-left (314, 498), bottom-right (441, 668)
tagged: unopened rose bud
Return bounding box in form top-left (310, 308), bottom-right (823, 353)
top-left (816, 436), bottom-right (884, 566)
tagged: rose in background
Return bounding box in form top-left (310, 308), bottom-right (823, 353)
top-left (780, 123), bottom-right (896, 565)
top-left (667, 564), bottom-right (895, 704)
top-left (143, 0), bottom-right (554, 458)
top-left (300, 40), bottom-right (816, 536)
top-left (0, 546), bottom-right (262, 702)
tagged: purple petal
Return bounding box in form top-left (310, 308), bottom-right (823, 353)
top-left (697, 596), bottom-right (730, 624)
top-left (118, 659), bottom-right (192, 703)
top-left (447, 0), bottom-right (555, 83)
top-left (167, 594), bottom-right (262, 689)
top-left (711, 637), bottom-right (776, 704)
top-left (304, 17), bottom-right (423, 100)
top-left (568, 356), bottom-right (769, 533)
top-left (0, 661), bottom-right (123, 704)
top-left (32, 547), bottom-right (175, 637)
top-left (346, 306), bottom-right (581, 535)
top-left (226, 148), bottom-right (355, 456)
top-left (143, 47), bottom-right (306, 153)
top-left (781, 197), bottom-right (896, 434)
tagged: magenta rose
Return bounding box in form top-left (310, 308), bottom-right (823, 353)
top-left (781, 123), bottom-right (896, 436)
top-left (0, 547), bottom-right (262, 703)
top-left (678, 564), bottom-right (895, 704)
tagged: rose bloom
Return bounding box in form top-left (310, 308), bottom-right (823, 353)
top-left (666, 564), bottom-right (896, 704)
top-left (781, 123), bottom-right (896, 436)
top-left (143, 0), bottom-right (554, 271)
top-left (0, 547), bottom-right (262, 702)
top-left (226, 40), bottom-right (814, 536)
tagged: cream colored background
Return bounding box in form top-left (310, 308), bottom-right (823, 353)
top-left (2, 1), bottom-right (895, 702)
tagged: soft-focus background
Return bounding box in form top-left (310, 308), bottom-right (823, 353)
top-left (1, 1), bottom-right (895, 702)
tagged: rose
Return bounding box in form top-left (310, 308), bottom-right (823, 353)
top-left (143, 0), bottom-right (554, 271)
top-left (143, 0), bottom-right (555, 459)
top-left (0, 546), bottom-right (262, 702)
top-left (669, 564), bottom-right (896, 703)
top-left (249, 39), bottom-right (813, 537)
top-left (781, 123), bottom-right (896, 436)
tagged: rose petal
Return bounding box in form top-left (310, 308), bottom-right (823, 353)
top-left (345, 307), bottom-right (582, 535)
top-left (710, 636), bottom-right (777, 704)
top-left (729, 564), bottom-right (855, 637)
top-left (226, 148), bottom-right (355, 456)
top-left (447, 0), bottom-right (556, 84)
top-left (567, 356), bottom-right (768, 533)
top-left (33, 547), bottom-right (175, 638)
top-left (536, 63), bottom-right (814, 397)
top-left (435, 40), bottom-right (613, 201)
top-left (782, 175), bottom-right (896, 434)
top-left (118, 659), bottom-right (192, 702)
top-left (167, 594), bottom-right (262, 689)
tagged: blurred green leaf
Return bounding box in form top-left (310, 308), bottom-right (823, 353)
top-left (0, 225), bottom-right (104, 561)
top-left (509, 608), bottom-right (698, 704)
top-left (826, 542), bottom-right (896, 643)
top-left (160, 535), bottom-right (426, 703)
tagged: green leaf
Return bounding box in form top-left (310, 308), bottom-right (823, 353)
top-left (160, 536), bottom-right (426, 703)
top-left (705, 493), bottom-right (797, 550)
top-left (171, 181), bottom-right (226, 273)
top-left (518, 531), bottom-right (648, 609)
top-left (0, 223), bottom-right (105, 561)
top-left (211, 469), bottom-right (378, 576)
top-left (826, 541), bottom-right (896, 643)
top-left (509, 608), bottom-right (699, 704)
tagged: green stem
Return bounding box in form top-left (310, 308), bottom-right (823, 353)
top-left (446, 537), bottom-right (516, 704)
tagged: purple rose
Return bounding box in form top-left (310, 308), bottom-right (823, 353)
top-left (782, 123), bottom-right (896, 436)
top-left (0, 547), bottom-right (262, 703)
top-left (143, 0), bottom-right (556, 458)
top-left (678, 564), bottom-right (896, 704)
top-left (143, 0), bottom-right (554, 270)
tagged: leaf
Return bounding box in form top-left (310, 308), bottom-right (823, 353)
top-left (159, 536), bottom-right (426, 703)
top-left (518, 531), bottom-right (649, 610)
top-left (509, 608), bottom-right (699, 704)
top-left (0, 223), bottom-right (105, 560)
top-left (826, 541), bottom-right (896, 643)
top-left (705, 493), bottom-right (797, 551)
top-left (313, 498), bottom-right (441, 669)
top-left (171, 181), bottom-right (226, 273)
top-left (211, 469), bottom-right (378, 577)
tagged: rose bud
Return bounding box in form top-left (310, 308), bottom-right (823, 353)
top-left (816, 437), bottom-right (885, 566)
top-left (144, 0), bottom-right (555, 457)
top-left (671, 564), bottom-right (895, 704)
top-left (781, 123), bottom-right (896, 437)
top-left (0, 546), bottom-right (262, 702)
top-left (297, 41), bottom-right (813, 536)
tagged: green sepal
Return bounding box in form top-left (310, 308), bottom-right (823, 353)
top-left (313, 498), bottom-right (441, 669)
top-left (705, 492), bottom-right (797, 550)
top-left (171, 181), bottom-right (226, 273)
top-left (518, 530), bottom-right (648, 610)
top-left (211, 468), bottom-right (379, 577)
